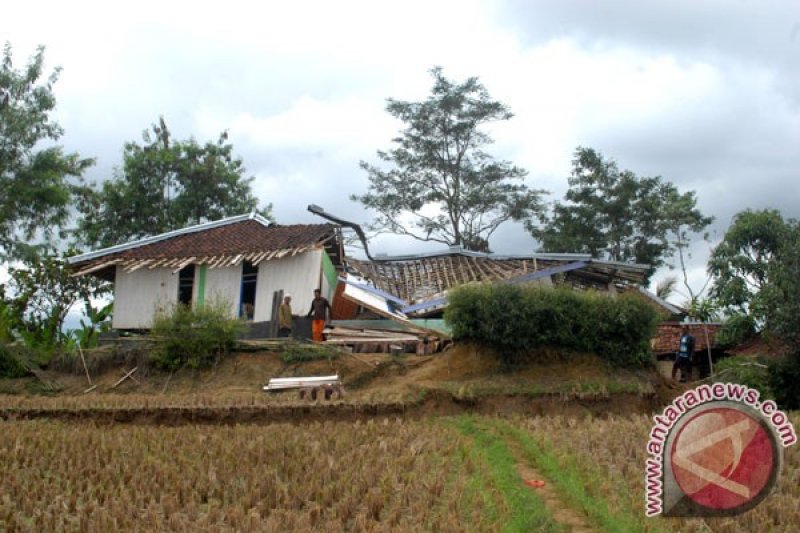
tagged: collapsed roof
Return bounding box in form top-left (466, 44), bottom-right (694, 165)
top-left (344, 247), bottom-right (649, 315)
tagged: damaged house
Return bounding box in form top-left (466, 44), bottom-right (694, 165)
top-left (69, 207), bottom-right (660, 355)
top-left (68, 213), bottom-right (344, 329)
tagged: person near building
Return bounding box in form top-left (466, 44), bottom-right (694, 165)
top-left (306, 289), bottom-right (331, 342)
top-left (672, 325), bottom-right (696, 383)
top-left (278, 294), bottom-right (293, 337)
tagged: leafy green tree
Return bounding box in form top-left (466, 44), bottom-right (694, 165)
top-left (4, 248), bottom-right (109, 358)
top-left (352, 67), bottom-right (546, 252)
top-left (530, 147), bottom-right (712, 280)
top-left (708, 209), bottom-right (788, 315)
top-left (77, 117), bottom-right (271, 248)
top-left (761, 220), bottom-right (800, 409)
top-left (759, 219), bottom-right (800, 347)
top-left (0, 43), bottom-right (93, 258)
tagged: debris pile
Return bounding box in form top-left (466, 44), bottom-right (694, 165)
top-left (324, 325), bottom-right (444, 354)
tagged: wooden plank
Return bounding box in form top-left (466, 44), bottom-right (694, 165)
top-left (324, 336), bottom-right (420, 344)
top-left (171, 256), bottom-right (197, 274)
top-left (71, 259), bottom-right (120, 277)
top-left (125, 260), bottom-right (151, 273)
top-left (269, 289), bottom-right (283, 338)
top-left (325, 327), bottom-right (416, 339)
top-left (111, 367), bottom-right (138, 389)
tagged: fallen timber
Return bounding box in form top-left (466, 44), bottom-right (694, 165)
top-left (263, 374), bottom-right (345, 400)
top-left (323, 326), bottom-right (444, 354)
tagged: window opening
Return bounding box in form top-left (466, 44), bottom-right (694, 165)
top-left (178, 265), bottom-right (195, 306)
top-left (240, 261), bottom-right (258, 319)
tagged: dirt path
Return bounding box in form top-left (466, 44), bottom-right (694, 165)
top-left (504, 437), bottom-right (598, 533)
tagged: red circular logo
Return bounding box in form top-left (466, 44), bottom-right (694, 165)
top-left (670, 406), bottom-right (776, 511)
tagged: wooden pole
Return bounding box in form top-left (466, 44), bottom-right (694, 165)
top-left (703, 323), bottom-right (714, 377)
top-left (112, 367), bottom-right (138, 389)
top-left (77, 344), bottom-right (92, 385)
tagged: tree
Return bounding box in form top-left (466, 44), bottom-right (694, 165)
top-left (4, 247), bottom-right (110, 355)
top-left (0, 43), bottom-right (93, 258)
top-left (77, 117), bottom-right (271, 248)
top-left (352, 67), bottom-right (546, 252)
top-left (760, 220), bottom-right (800, 347)
top-left (529, 147), bottom-right (712, 280)
top-left (708, 209), bottom-right (788, 315)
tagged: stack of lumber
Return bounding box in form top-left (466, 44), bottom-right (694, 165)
top-left (323, 325), bottom-right (442, 354)
top-left (263, 374), bottom-right (341, 391)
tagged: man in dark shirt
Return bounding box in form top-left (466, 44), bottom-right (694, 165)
top-left (672, 325), bottom-right (695, 383)
top-left (307, 289), bottom-right (331, 342)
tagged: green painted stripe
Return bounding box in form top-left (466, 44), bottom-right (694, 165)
top-left (321, 251), bottom-right (338, 299)
top-left (197, 265), bottom-right (207, 306)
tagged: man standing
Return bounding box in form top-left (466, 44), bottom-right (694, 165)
top-left (278, 294), bottom-right (293, 337)
top-left (672, 325), bottom-right (695, 383)
top-left (307, 288), bottom-right (331, 342)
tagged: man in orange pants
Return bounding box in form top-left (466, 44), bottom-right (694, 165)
top-left (307, 288), bottom-right (331, 342)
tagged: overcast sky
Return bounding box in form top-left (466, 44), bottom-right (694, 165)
top-left (4, 0), bottom-right (800, 302)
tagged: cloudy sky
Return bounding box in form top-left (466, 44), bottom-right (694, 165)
top-left (4, 0), bottom-right (799, 301)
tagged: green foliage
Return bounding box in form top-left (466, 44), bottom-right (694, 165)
top-left (451, 417), bottom-right (563, 532)
top-left (708, 208), bottom-right (788, 314)
top-left (3, 249), bottom-right (109, 361)
top-left (353, 67), bottom-right (546, 252)
top-left (530, 147), bottom-right (712, 281)
top-left (716, 314), bottom-right (757, 349)
top-left (768, 356), bottom-right (800, 410)
top-left (0, 42), bottom-right (93, 258)
top-left (280, 343), bottom-right (342, 364)
top-left (0, 343), bottom-right (28, 378)
top-left (715, 356), bottom-right (773, 397)
top-left (71, 302), bottom-right (113, 349)
top-left (77, 116), bottom-right (272, 249)
top-left (149, 300), bottom-right (244, 371)
top-left (445, 284), bottom-right (659, 367)
top-left (760, 220), bottom-right (800, 349)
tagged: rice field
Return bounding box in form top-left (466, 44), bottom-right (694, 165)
top-left (1, 410), bottom-right (798, 531)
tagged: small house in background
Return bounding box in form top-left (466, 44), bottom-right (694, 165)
top-left (68, 213), bottom-right (344, 329)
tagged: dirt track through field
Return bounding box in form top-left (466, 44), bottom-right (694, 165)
top-left (505, 438), bottom-right (597, 533)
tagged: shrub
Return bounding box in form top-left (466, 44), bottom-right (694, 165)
top-left (149, 299), bottom-right (244, 371)
top-left (715, 355), bottom-right (773, 397)
top-left (445, 284), bottom-right (659, 367)
top-left (0, 344), bottom-right (29, 378)
top-left (281, 343), bottom-right (342, 364)
top-left (716, 313), bottom-right (757, 349)
top-left (768, 355), bottom-right (800, 410)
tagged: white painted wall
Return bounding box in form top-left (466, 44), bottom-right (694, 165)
top-left (254, 249), bottom-right (323, 321)
top-left (113, 266), bottom-right (179, 329)
top-left (112, 251), bottom-right (325, 328)
top-left (203, 264), bottom-right (242, 317)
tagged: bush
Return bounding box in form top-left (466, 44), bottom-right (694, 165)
top-left (445, 284), bottom-right (659, 367)
top-left (281, 343), bottom-right (342, 364)
top-left (768, 355), bottom-right (800, 410)
top-left (149, 300), bottom-right (244, 371)
top-left (716, 314), bottom-right (757, 349)
top-left (715, 355), bottom-right (773, 397)
top-left (0, 343), bottom-right (29, 378)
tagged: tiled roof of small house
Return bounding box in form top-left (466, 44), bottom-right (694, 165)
top-left (68, 214), bottom-right (339, 277)
top-left (651, 322), bottom-right (722, 355)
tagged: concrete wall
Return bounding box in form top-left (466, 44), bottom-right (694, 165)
top-left (254, 249), bottom-right (323, 322)
top-left (111, 250), bottom-right (324, 328)
top-left (112, 266), bottom-right (179, 329)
